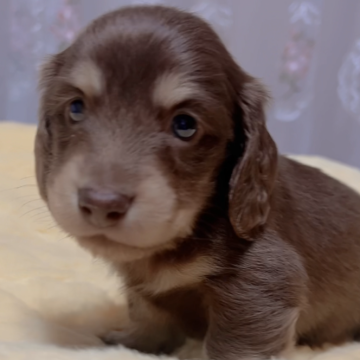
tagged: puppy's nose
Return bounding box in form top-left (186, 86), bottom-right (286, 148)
top-left (78, 188), bottom-right (132, 228)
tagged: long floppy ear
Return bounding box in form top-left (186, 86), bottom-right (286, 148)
top-left (35, 55), bottom-right (61, 200)
top-left (229, 76), bottom-right (278, 240)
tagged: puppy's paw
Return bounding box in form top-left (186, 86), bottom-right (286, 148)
top-left (101, 328), bottom-right (184, 355)
top-left (101, 329), bottom-right (133, 346)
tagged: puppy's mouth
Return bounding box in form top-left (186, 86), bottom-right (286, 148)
top-left (75, 233), bottom-right (175, 263)
top-left (87, 234), bottom-right (143, 248)
top-left (45, 156), bottom-right (200, 255)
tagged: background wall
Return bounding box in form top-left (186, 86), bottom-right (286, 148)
top-left (1, 0), bottom-right (360, 168)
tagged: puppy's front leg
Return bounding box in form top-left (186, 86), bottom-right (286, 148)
top-left (102, 290), bottom-right (185, 354)
top-left (205, 284), bottom-right (299, 360)
top-left (204, 247), bottom-right (305, 360)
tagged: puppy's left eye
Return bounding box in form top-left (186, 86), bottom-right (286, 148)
top-left (69, 100), bottom-right (85, 122)
top-left (172, 114), bottom-right (197, 140)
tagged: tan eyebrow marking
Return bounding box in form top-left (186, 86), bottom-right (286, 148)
top-left (152, 72), bottom-right (201, 108)
top-left (69, 60), bottom-right (104, 97)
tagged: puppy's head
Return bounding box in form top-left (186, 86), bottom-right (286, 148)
top-left (35, 6), bottom-right (277, 262)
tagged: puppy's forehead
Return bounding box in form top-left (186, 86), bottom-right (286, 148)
top-left (71, 42), bottom-right (178, 104)
top-left (63, 6), bottom-right (228, 107)
top-left (68, 42), bottom-right (204, 109)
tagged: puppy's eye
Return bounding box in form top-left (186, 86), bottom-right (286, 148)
top-left (69, 100), bottom-right (85, 122)
top-left (172, 114), bottom-right (197, 140)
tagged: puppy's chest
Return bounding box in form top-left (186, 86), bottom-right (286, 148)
top-left (121, 257), bottom-right (212, 340)
top-left (121, 255), bottom-right (214, 296)
top-left (151, 284), bottom-right (209, 340)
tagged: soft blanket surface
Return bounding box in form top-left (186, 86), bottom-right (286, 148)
top-left (1, 122), bottom-right (360, 360)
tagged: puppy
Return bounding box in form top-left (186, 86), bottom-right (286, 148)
top-left (35, 5), bottom-right (360, 360)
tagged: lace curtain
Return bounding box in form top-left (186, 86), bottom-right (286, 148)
top-left (1, 0), bottom-right (359, 168)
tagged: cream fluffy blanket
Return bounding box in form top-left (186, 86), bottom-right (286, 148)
top-left (1, 122), bottom-right (360, 360)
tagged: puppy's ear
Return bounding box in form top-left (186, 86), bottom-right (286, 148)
top-left (228, 77), bottom-right (278, 240)
top-left (35, 55), bottom-right (61, 200)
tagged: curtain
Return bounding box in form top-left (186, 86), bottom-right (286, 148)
top-left (1, 0), bottom-right (359, 168)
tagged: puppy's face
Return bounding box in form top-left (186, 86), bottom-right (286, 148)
top-left (36, 6), bottom-right (277, 261)
top-left (36, 7), bottom-right (236, 260)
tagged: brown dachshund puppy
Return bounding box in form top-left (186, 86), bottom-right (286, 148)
top-left (35, 5), bottom-right (360, 360)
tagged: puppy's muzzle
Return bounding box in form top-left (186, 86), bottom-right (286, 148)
top-left (78, 187), bottom-right (133, 228)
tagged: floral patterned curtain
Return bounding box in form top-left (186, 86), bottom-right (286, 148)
top-left (1, 0), bottom-right (359, 168)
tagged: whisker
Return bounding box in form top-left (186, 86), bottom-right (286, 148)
top-left (30, 211), bottom-right (51, 221)
top-left (20, 206), bottom-right (46, 218)
top-left (18, 176), bottom-right (35, 181)
top-left (14, 184), bottom-right (37, 189)
top-left (14, 194), bottom-right (40, 200)
top-left (0, 184), bottom-right (37, 194)
top-left (45, 224), bottom-right (61, 232)
top-left (57, 234), bottom-right (71, 241)
top-left (18, 198), bottom-right (43, 211)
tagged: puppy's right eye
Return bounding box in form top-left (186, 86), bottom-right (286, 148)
top-left (69, 100), bottom-right (85, 122)
top-left (172, 114), bottom-right (197, 140)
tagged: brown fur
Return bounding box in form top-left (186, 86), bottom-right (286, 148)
top-left (35, 5), bottom-right (360, 360)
